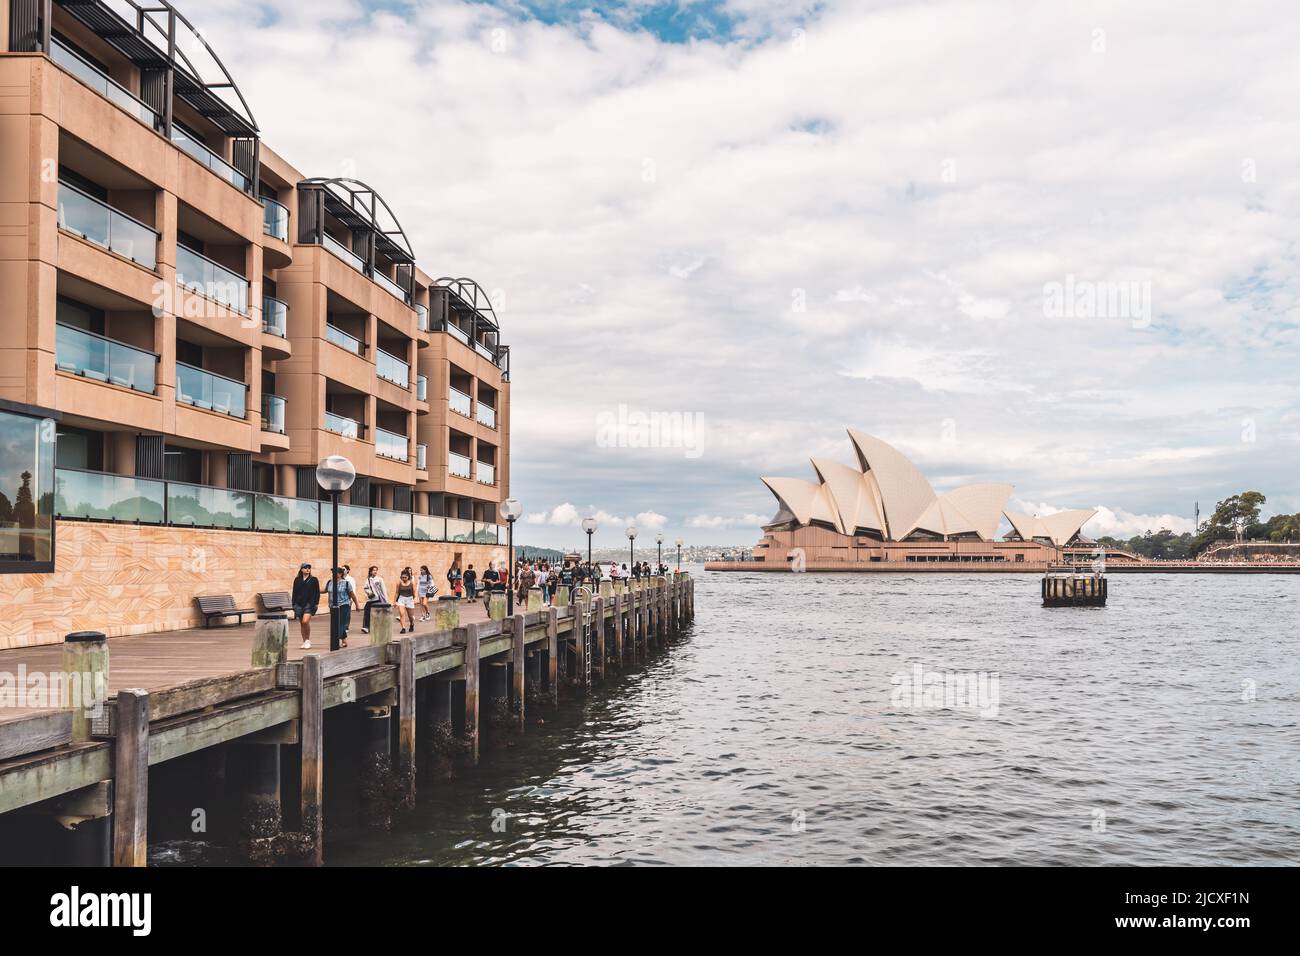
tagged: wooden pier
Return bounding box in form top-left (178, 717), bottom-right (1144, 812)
top-left (0, 574), bottom-right (695, 866)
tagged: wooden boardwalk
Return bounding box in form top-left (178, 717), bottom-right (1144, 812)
top-left (0, 576), bottom-right (695, 865)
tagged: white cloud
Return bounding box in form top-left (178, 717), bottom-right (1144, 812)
top-left (523, 503), bottom-right (667, 531)
top-left (686, 513), bottom-right (769, 529)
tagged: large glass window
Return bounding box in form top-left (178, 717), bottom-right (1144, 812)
top-left (0, 406), bottom-right (56, 572)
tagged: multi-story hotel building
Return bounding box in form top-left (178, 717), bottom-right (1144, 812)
top-left (0, 1), bottom-right (511, 640)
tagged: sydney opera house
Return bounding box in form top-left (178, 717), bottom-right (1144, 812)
top-left (745, 429), bottom-right (1098, 568)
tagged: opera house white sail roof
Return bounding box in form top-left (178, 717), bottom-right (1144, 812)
top-left (761, 430), bottom-right (1096, 545)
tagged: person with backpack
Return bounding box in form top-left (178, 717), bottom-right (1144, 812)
top-left (463, 564), bottom-right (478, 601)
top-left (325, 566), bottom-right (359, 647)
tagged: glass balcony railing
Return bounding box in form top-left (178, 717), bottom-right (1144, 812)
top-left (51, 39), bottom-right (158, 129)
top-left (261, 197), bottom-right (290, 241)
top-left (176, 244), bottom-right (249, 314)
top-left (416, 375), bottom-right (428, 402)
top-left (474, 340), bottom-right (495, 362)
top-left (375, 427), bottom-right (409, 462)
top-left (170, 126), bottom-right (248, 191)
top-left (254, 493), bottom-right (320, 534)
top-left (446, 517), bottom-right (475, 542)
top-left (262, 296), bottom-right (288, 337)
top-left (416, 443), bottom-right (427, 470)
top-left (57, 181), bottom-right (158, 270)
top-left (446, 323), bottom-right (471, 347)
top-left (325, 323), bottom-right (364, 355)
top-left (55, 323), bottom-right (156, 393)
top-left (54, 468), bottom-right (513, 545)
top-left (449, 386), bottom-right (472, 417)
top-left (449, 451), bottom-right (472, 479)
top-left (55, 469), bottom-right (164, 523)
top-left (476, 401), bottom-right (497, 429)
top-left (376, 348), bottom-right (409, 387)
top-left (166, 481), bottom-right (253, 529)
top-left (476, 461), bottom-right (496, 486)
top-left (324, 411), bottom-right (362, 439)
top-left (371, 508), bottom-right (413, 539)
top-left (176, 362), bottom-right (247, 418)
top-left (262, 393), bottom-right (286, 434)
top-left (323, 233), bottom-right (365, 272)
top-left (415, 304), bottom-right (430, 331)
top-left (374, 270), bottom-right (409, 303)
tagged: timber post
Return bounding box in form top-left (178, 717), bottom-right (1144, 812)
top-left (252, 614), bottom-right (288, 668)
top-left (488, 592), bottom-right (507, 622)
top-left (370, 603), bottom-right (394, 644)
top-left (545, 606), bottom-right (559, 706)
top-left (434, 598), bottom-right (459, 632)
top-left (458, 623), bottom-right (480, 764)
top-left (527, 587), bottom-right (542, 612)
top-left (62, 631), bottom-right (108, 744)
top-left (612, 584), bottom-right (624, 665)
top-left (512, 613), bottom-right (527, 731)
top-left (397, 635), bottom-right (416, 810)
top-left (111, 687), bottom-right (148, 867)
top-left (592, 596), bottom-right (605, 680)
top-left (300, 653), bottom-right (324, 865)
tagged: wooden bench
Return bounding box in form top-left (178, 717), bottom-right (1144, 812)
top-left (259, 591), bottom-right (294, 616)
top-left (196, 594), bottom-right (256, 628)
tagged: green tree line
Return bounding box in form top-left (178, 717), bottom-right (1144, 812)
top-left (1095, 491), bottom-right (1300, 559)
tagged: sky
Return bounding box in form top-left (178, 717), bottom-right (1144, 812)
top-left (193, 0), bottom-right (1298, 549)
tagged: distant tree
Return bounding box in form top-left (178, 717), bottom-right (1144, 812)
top-left (13, 471), bottom-right (35, 529)
top-left (0, 491), bottom-right (12, 525)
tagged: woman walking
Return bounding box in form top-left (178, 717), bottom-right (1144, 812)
top-left (291, 562), bottom-right (320, 650)
top-left (395, 568), bottom-right (417, 634)
top-left (446, 560), bottom-right (462, 601)
top-left (361, 565), bottom-right (388, 634)
top-left (417, 564), bottom-right (436, 621)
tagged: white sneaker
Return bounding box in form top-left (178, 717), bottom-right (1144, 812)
top-left (301, 640), bottom-right (311, 649)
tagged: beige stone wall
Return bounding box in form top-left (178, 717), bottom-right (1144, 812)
top-left (3, 520), bottom-right (506, 649)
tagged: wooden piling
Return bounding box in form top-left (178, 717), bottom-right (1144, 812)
top-left (111, 688), bottom-right (148, 867)
top-left (612, 587), bottom-right (624, 665)
top-left (488, 593), bottom-right (507, 622)
top-left (397, 636), bottom-right (416, 810)
top-left (434, 599), bottom-right (459, 632)
top-left (252, 615), bottom-right (288, 668)
top-left (459, 623), bottom-right (480, 764)
top-left (574, 595), bottom-right (589, 691)
top-left (527, 588), bottom-right (542, 612)
top-left (592, 596), bottom-right (605, 680)
top-left (545, 607), bottom-right (559, 706)
top-left (511, 613), bottom-right (526, 731)
top-left (300, 654), bottom-right (324, 866)
top-left (61, 631), bottom-right (108, 744)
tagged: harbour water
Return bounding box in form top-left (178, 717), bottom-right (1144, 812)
top-left (331, 568), bottom-right (1299, 866)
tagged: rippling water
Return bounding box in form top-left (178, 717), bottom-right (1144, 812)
top-left (331, 568), bottom-right (1300, 866)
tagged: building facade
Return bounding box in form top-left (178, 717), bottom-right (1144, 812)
top-left (0, 1), bottom-right (510, 637)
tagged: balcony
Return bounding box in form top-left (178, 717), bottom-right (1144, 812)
top-left (325, 323), bottom-right (365, 356)
top-left (57, 181), bottom-right (158, 270)
top-left (261, 198), bottom-right (290, 241)
top-left (376, 348), bottom-right (410, 387)
top-left (324, 410), bottom-right (363, 439)
top-left (262, 296), bottom-right (288, 337)
top-left (474, 340), bottom-right (495, 363)
top-left (416, 304), bottom-right (430, 331)
top-left (50, 39), bottom-right (158, 130)
top-left (55, 468), bottom-right (509, 543)
top-left (176, 362), bottom-right (247, 418)
top-left (375, 427), bottom-right (409, 462)
top-left (476, 402), bottom-right (497, 429)
top-left (417, 443), bottom-right (427, 470)
top-left (323, 233), bottom-right (365, 272)
top-left (171, 126), bottom-right (249, 192)
top-left (449, 451), bottom-right (472, 479)
top-left (176, 244), bottom-right (249, 314)
top-left (262, 394), bottom-right (286, 434)
top-left (416, 375), bottom-right (428, 402)
top-left (374, 270), bottom-right (410, 304)
top-left (55, 324), bottom-right (157, 393)
top-left (449, 386), bottom-right (472, 418)
top-left (446, 323), bottom-right (471, 347)
top-left (476, 461), bottom-right (496, 486)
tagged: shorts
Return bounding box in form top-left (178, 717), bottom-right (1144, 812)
top-left (293, 604), bottom-right (317, 619)
top-left (397, 596), bottom-right (416, 609)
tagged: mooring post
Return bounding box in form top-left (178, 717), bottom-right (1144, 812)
top-left (238, 739), bottom-right (281, 863)
top-left (612, 585), bottom-right (624, 665)
top-left (545, 607), bottom-right (559, 706)
top-left (434, 598), bottom-right (460, 633)
top-left (511, 612), bottom-right (527, 731)
top-left (488, 593), bottom-right (507, 622)
top-left (62, 631), bottom-right (108, 744)
top-left (360, 700), bottom-right (393, 831)
top-left (370, 602), bottom-right (394, 644)
top-left (252, 614), bottom-right (289, 668)
top-left (111, 687), bottom-right (149, 867)
top-left (592, 596), bottom-right (605, 680)
top-left (527, 587), bottom-right (542, 612)
top-left (300, 654), bottom-right (324, 866)
top-left (397, 635), bottom-right (416, 810)
top-left (574, 594), bottom-right (589, 690)
top-left (458, 624), bottom-right (480, 764)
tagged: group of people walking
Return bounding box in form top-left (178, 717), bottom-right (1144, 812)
top-left (290, 557), bottom-right (675, 649)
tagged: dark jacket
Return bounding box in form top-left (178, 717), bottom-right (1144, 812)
top-left (292, 574), bottom-right (321, 609)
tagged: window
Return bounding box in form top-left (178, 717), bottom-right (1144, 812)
top-left (0, 405), bottom-right (56, 573)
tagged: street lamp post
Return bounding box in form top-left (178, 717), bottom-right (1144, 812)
top-left (656, 532), bottom-right (664, 573)
top-left (582, 516), bottom-right (598, 567)
top-left (501, 498), bottom-right (522, 616)
top-left (626, 525), bottom-right (637, 575)
top-left (675, 537), bottom-right (683, 571)
top-left (316, 455), bottom-right (356, 652)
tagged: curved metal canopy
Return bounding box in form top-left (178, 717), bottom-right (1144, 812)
top-left (57, 0), bottom-right (258, 135)
top-left (435, 277), bottom-right (498, 329)
top-left (301, 177), bottom-right (415, 263)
